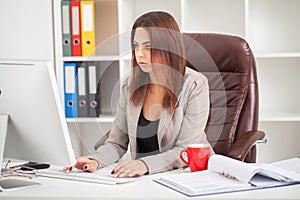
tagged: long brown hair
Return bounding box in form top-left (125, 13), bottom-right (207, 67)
top-left (130, 11), bottom-right (186, 114)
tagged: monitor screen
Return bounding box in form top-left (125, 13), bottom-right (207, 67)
top-left (0, 60), bottom-right (75, 166)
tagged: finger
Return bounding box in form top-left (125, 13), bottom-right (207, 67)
top-left (128, 172), bottom-right (139, 177)
top-left (74, 159), bottom-right (84, 169)
top-left (115, 165), bottom-right (138, 178)
top-left (119, 167), bottom-right (135, 178)
top-left (127, 166), bottom-right (144, 177)
top-left (74, 157), bottom-right (90, 170)
top-left (112, 160), bottom-right (126, 172)
top-left (83, 163), bottom-right (94, 172)
top-left (64, 165), bottom-right (74, 174)
top-left (113, 166), bottom-right (129, 178)
top-left (125, 169), bottom-right (137, 177)
top-left (113, 168), bottom-right (123, 178)
top-left (127, 168), bottom-right (144, 177)
top-left (83, 160), bottom-right (98, 172)
top-left (112, 163), bottom-right (129, 177)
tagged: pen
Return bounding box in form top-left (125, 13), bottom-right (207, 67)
top-left (111, 170), bottom-right (115, 175)
top-left (9, 162), bottom-right (28, 169)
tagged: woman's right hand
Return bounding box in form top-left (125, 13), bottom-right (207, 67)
top-left (65, 157), bottom-right (99, 173)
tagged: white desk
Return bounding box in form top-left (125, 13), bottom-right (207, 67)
top-left (1, 165), bottom-right (300, 200)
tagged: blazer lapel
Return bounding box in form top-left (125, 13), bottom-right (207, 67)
top-left (157, 95), bottom-right (181, 148)
top-left (127, 99), bottom-right (142, 157)
top-left (127, 101), bottom-right (142, 138)
top-left (157, 108), bottom-right (172, 149)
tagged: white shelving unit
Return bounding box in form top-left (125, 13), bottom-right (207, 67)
top-left (52, 0), bottom-right (300, 159)
top-left (246, 0), bottom-right (300, 163)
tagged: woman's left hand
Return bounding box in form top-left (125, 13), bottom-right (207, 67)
top-left (112, 159), bottom-right (148, 178)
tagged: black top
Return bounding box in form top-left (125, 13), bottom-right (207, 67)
top-left (136, 110), bottom-right (160, 159)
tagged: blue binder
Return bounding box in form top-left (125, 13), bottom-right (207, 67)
top-left (64, 62), bottom-right (78, 118)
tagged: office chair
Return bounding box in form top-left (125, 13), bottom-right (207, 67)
top-left (94, 33), bottom-right (265, 163)
top-left (183, 33), bottom-right (265, 162)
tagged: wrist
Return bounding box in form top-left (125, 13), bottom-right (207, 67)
top-left (137, 159), bottom-right (149, 175)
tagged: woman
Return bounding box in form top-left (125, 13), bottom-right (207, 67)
top-left (66, 11), bottom-right (211, 178)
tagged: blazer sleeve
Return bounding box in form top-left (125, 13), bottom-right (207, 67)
top-left (89, 77), bottom-right (130, 167)
top-left (139, 74), bottom-right (211, 174)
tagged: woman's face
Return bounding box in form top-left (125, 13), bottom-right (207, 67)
top-left (133, 27), bottom-right (152, 73)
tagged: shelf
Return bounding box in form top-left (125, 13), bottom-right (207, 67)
top-left (66, 114), bottom-right (114, 123)
top-left (259, 112), bottom-right (300, 122)
top-left (63, 55), bottom-right (120, 62)
top-left (255, 52), bottom-right (300, 58)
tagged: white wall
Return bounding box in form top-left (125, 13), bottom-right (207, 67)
top-left (0, 0), bottom-right (54, 61)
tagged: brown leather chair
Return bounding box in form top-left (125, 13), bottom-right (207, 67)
top-left (95, 33), bottom-right (265, 163)
top-left (183, 33), bottom-right (265, 162)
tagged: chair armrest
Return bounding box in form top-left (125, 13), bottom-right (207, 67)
top-left (94, 130), bottom-right (110, 150)
top-left (228, 130), bottom-right (265, 161)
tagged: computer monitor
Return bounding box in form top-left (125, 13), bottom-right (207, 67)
top-left (0, 60), bottom-right (75, 166)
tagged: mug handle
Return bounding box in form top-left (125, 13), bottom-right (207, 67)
top-left (180, 149), bottom-right (189, 165)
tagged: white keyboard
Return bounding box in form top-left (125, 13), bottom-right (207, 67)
top-left (36, 168), bottom-right (138, 185)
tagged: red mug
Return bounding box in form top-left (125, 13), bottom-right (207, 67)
top-left (180, 144), bottom-right (211, 172)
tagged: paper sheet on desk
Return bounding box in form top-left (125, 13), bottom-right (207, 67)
top-left (155, 170), bottom-right (250, 196)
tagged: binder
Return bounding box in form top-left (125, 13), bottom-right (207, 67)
top-left (64, 62), bottom-right (78, 118)
top-left (70, 0), bottom-right (82, 56)
top-left (155, 155), bottom-right (300, 197)
top-left (80, 1), bottom-right (96, 56)
top-left (77, 62), bottom-right (89, 117)
top-left (87, 62), bottom-right (101, 117)
top-left (61, 0), bottom-right (72, 56)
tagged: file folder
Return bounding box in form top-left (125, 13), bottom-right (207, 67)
top-left (64, 62), bottom-right (78, 118)
top-left (87, 62), bottom-right (101, 117)
top-left (80, 1), bottom-right (96, 56)
top-left (61, 0), bottom-right (72, 56)
top-left (70, 0), bottom-right (82, 56)
top-left (77, 62), bottom-right (89, 117)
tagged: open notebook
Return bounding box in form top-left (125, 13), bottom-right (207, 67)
top-left (155, 154), bottom-right (300, 197)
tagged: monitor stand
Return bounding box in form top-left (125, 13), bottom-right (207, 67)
top-left (0, 114), bottom-right (40, 192)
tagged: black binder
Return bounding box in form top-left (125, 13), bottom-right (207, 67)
top-left (77, 62), bottom-right (89, 117)
top-left (87, 61), bottom-right (101, 117)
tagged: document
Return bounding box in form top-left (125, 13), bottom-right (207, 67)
top-left (154, 155), bottom-right (300, 197)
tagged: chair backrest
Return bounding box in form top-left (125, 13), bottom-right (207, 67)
top-left (183, 33), bottom-right (259, 162)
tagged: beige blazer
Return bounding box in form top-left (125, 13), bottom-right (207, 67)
top-left (90, 67), bottom-right (211, 174)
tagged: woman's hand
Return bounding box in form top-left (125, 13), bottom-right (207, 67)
top-left (64, 157), bottom-right (99, 173)
top-left (112, 159), bottom-right (148, 178)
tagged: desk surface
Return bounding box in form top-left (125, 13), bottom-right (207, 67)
top-left (1, 164), bottom-right (300, 200)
